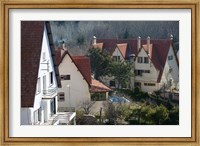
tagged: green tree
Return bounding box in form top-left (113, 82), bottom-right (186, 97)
top-left (165, 105), bottom-right (179, 125)
top-left (77, 33), bottom-right (85, 45)
top-left (123, 28), bottom-right (130, 39)
top-left (109, 61), bottom-right (133, 88)
top-left (88, 48), bottom-right (112, 79)
top-left (151, 104), bottom-right (169, 125)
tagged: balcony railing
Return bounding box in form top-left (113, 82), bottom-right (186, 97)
top-left (43, 87), bottom-right (57, 97)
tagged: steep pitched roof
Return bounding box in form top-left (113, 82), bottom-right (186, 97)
top-left (90, 79), bottom-right (112, 93)
top-left (95, 38), bottom-right (178, 83)
top-left (71, 56), bottom-right (92, 85)
top-left (117, 43), bottom-right (128, 59)
top-left (56, 49), bottom-right (112, 92)
top-left (93, 43), bottom-right (104, 50)
top-left (45, 22), bottom-right (62, 88)
top-left (21, 21), bottom-right (61, 107)
top-left (21, 21), bottom-right (44, 107)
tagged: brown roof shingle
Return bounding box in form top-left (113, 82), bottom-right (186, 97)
top-left (21, 21), bottom-right (61, 107)
top-left (21, 21), bottom-right (44, 107)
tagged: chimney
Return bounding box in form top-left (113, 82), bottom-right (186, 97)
top-left (170, 34), bottom-right (173, 40)
top-left (147, 36), bottom-right (150, 56)
top-left (93, 36), bottom-right (96, 45)
top-left (62, 41), bottom-right (67, 51)
top-left (61, 41), bottom-right (67, 56)
top-left (137, 36), bottom-right (141, 50)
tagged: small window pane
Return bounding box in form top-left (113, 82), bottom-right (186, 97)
top-left (168, 55), bottom-right (173, 60)
top-left (60, 75), bottom-right (70, 80)
top-left (144, 57), bottom-right (149, 63)
top-left (137, 57), bottom-right (143, 63)
top-left (58, 92), bottom-right (65, 102)
top-left (50, 72), bottom-right (53, 85)
top-left (36, 78), bottom-right (41, 93)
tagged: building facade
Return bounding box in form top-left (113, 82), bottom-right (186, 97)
top-left (21, 21), bottom-right (75, 125)
top-left (92, 35), bottom-right (179, 93)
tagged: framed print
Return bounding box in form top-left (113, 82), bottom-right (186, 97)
top-left (0, 0), bottom-right (199, 145)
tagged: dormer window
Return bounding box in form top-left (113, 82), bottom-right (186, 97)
top-left (137, 57), bottom-right (143, 63)
top-left (113, 56), bottom-right (120, 62)
top-left (144, 57), bottom-right (149, 63)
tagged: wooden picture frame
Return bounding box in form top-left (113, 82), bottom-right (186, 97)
top-left (0, 0), bottom-right (199, 145)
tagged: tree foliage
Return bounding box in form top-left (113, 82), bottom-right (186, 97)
top-left (129, 104), bottom-right (169, 125)
top-left (87, 48), bottom-right (112, 79)
top-left (50, 21), bottom-right (179, 55)
top-left (123, 28), bottom-right (130, 39)
top-left (109, 61), bottom-right (133, 88)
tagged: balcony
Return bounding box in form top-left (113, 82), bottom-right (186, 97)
top-left (42, 87), bottom-right (57, 98)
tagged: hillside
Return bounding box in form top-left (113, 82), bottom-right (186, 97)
top-left (50, 21), bottom-right (179, 55)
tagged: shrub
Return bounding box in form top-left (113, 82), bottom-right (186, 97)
top-left (75, 109), bottom-right (85, 125)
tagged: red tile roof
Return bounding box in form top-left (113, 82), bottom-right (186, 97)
top-left (55, 49), bottom-right (92, 86)
top-left (117, 43), bottom-right (128, 59)
top-left (55, 47), bottom-right (67, 65)
top-left (93, 43), bottom-right (103, 50)
top-left (21, 21), bottom-right (61, 107)
top-left (71, 56), bottom-right (92, 85)
top-left (95, 38), bottom-right (178, 83)
top-left (90, 79), bottom-right (112, 93)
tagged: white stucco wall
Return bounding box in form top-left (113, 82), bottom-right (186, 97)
top-left (21, 26), bottom-right (58, 125)
top-left (160, 45), bottom-right (179, 90)
top-left (134, 48), bottom-right (160, 92)
top-left (112, 47), bottom-right (125, 62)
top-left (21, 108), bottom-right (33, 125)
top-left (58, 54), bottom-right (91, 109)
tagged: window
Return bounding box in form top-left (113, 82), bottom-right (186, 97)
top-left (36, 78), bottom-right (41, 94)
top-left (135, 82), bottom-right (141, 88)
top-left (144, 70), bottom-right (150, 73)
top-left (135, 70), bottom-right (143, 76)
top-left (33, 109), bottom-right (41, 124)
top-left (43, 76), bottom-right (46, 91)
top-left (50, 98), bottom-right (56, 114)
top-left (137, 57), bottom-right (143, 63)
top-left (60, 75), bottom-right (70, 80)
top-left (144, 83), bottom-right (156, 86)
top-left (144, 57), bottom-right (149, 63)
top-left (168, 55), bottom-right (173, 60)
top-left (58, 92), bottom-right (65, 101)
top-left (113, 56), bottom-right (120, 62)
top-left (110, 80), bottom-right (116, 87)
top-left (135, 70), bottom-right (150, 76)
top-left (42, 52), bottom-right (46, 61)
top-left (50, 72), bottom-right (53, 85)
top-left (169, 66), bottom-right (173, 73)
